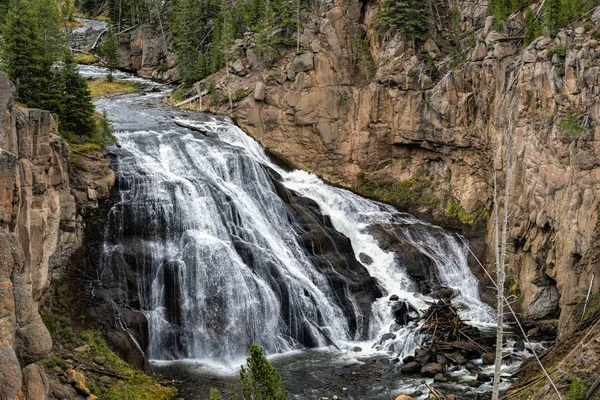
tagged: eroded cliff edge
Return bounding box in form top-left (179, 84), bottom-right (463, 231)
top-left (0, 72), bottom-right (115, 398)
top-left (173, 0), bottom-right (600, 339)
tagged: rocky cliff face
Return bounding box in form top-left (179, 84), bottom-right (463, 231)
top-left (185, 0), bottom-right (600, 339)
top-left (0, 72), bottom-right (114, 398)
top-left (116, 23), bottom-right (178, 82)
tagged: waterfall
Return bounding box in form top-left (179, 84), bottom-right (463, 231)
top-left (92, 80), bottom-right (494, 363)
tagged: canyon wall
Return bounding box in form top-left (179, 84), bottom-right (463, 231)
top-left (0, 72), bottom-right (114, 398)
top-left (186, 0), bottom-right (600, 338)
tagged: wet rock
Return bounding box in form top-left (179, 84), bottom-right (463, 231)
top-left (352, 346), bottom-right (362, 352)
top-left (380, 333), bottom-right (396, 342)
top-left (434, 373), bottom-right (449, 383)
top-left (389, 294), bottom-right (399, 301)
top-left (400, 361), bottom-right (421, 374)
top-left (482, 352), bottom-right (496, 365)
top-left (436, 354), bottom-right (449, 366)
top-left (429, 286), bottom-right (457, 299)
top-left (402, 355), bottom-right (415, 364)
top-left (477, 373), bottom-right (492, 383)
top-left (414, 349), bottom-right (431, 365)
top-left (450, 352), bottom-right (467, 365)
top-left (466, 363), bottom-right (482, 374)
top-left (359, 253), bottom-right (374, 265)
top-left (514, 341), bottom-right (525, 352)
top-left (391, 301), bottom-right (413, 325)
top-left (420, 362), bottom-right (443, 378)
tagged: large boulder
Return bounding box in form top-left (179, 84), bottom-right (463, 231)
top-left (420, 362), bottom-right (443, 378)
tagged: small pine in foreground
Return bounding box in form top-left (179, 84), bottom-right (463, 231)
top-left (212, 344), bottom-right (288, 400)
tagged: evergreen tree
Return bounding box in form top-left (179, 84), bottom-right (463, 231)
top-left (98, 109), bottom-right (117, 146)
top-left (239, 344), bottom-right (288, 400)
top-left (374, 0), bottom-right (431, 46)
top-left (58, 51), bottom-right (97, 136)
top-left (100, 25), bottom-right (119, 82)
top-left (0, 0), bottom-right (56, 108)
top-left (524, 10), bottom-right (541, 46)
top-left (543, 0), bottom-right (564, 34)
top-left (0, 0), bottom-right (9, 24)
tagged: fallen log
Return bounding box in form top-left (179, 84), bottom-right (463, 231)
top-left (308, 319), bottom-right (341, 351)
top-left (175, 94), bottom-right (201, 107)
top-left (173, 120), bottom-right (208, 133)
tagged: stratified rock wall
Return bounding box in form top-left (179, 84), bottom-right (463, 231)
top-left (0, 72), bottom-right (114, 398)
top-left (191, 0), bottom-right (600, 337)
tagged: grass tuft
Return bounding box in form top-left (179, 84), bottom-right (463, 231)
top-left (88, 79), bottom-right (143, 99)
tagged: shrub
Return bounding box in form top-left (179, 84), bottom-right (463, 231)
top-left (547, 45), bottom-right (566, 60)
top-left (557, 112), bottom-right (588, 137)
top-left (566, 376), bottom-right (586, 400)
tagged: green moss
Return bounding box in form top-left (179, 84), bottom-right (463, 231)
top-left (444, 197), bottom-right (489, 225)
top-left (582, 290), bottom-right (600, 322)
top-left (73, 53), bottom-right (98, 65)
top-left (566, 376), bottom-right (586, 400)
top-left (57, 330), bottom-right (176, 400)
top-left (88, 79), bottom-right (143, 99)
top-left (507, 280), bottom-right (521, 298)
top-left (37, 356), bottom-right (68, 369)
top-left (357, 171), bottom-right (439, 210)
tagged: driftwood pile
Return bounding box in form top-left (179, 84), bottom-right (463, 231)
top-left (399, 294), bottom-right (495, 389)
top-left (418, 297), bottom-right (490, 359)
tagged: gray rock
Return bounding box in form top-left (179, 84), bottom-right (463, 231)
top-left (231, 59), bottom-right (247, 76)
top-left (292, 52), bottom-right (314, 72)
top-left (254, 82), bottom-right (266, 101)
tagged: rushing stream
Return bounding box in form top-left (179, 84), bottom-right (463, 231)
top-left (80, 65), bottom-right (513, 399)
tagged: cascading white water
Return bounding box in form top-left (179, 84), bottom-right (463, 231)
top-left (89, 66), bottom-right (494, 363)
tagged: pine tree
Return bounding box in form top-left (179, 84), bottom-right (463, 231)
top-left (524, 10), bottom-right (541, 46)
top-left (239, 344), bottom-right (288, 400)
top-left (58, 51), bottom-right (97, 137)
top-left (374, 0), bottom-right (431, 46)
top-left (100, 25), bottom-right (119, 82)
top-left (543, 0), bottom-right (562, 34)
top-left (98, 109), bottom-right (117, 146)
top-left (0, 0), bottom-right (56, 108)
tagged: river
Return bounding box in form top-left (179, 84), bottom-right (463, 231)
top-left (78, 65), bottom-right (530, 400)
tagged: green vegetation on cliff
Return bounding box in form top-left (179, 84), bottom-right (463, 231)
top-left (170, 0), bottom-right (300, 86)
top-left (374, 0), bottom-right (431, 45)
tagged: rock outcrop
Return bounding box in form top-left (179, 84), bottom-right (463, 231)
top-left (187, 0), bottom-right (600, 338)
top-left (117, 23), bottom-right (178, 82)
top-left (0, 72), bottom-right (115, 397)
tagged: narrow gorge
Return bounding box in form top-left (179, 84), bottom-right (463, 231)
top-left (1, 0), bottom-right (600, 399)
